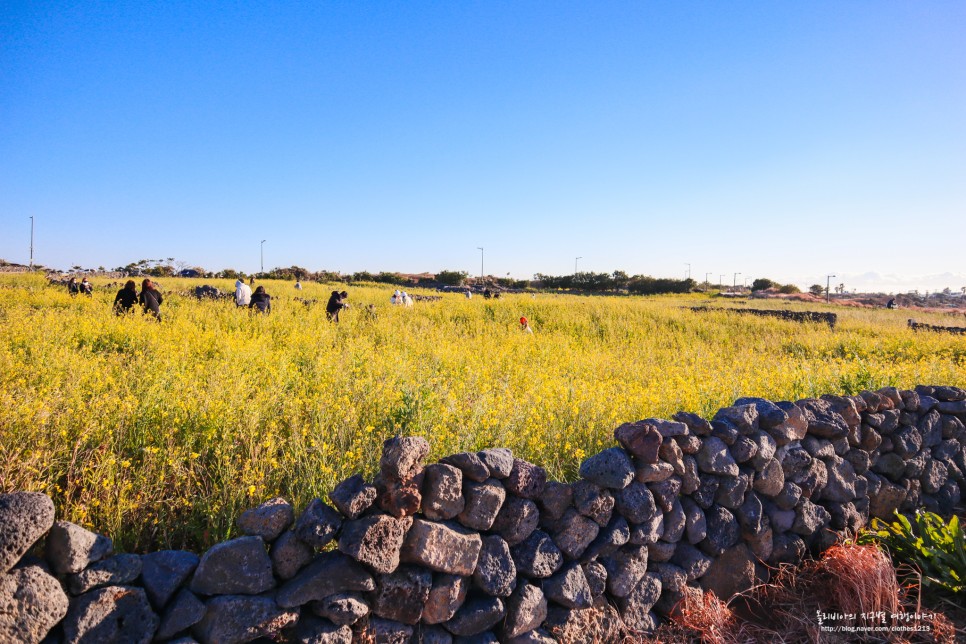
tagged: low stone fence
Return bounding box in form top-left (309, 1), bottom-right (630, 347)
top-left (908, 319), bottom-right (966, 335)
top-left (2, 385), bottom-right (965, 643)
top-left (692, 307), bottom-right (838, 329)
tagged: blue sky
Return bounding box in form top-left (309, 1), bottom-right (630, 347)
top-left (2, 2), bottom-right (964, 292)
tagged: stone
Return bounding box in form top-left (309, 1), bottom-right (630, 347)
top-left (748, 430), bottom-right (778, 470)
top-left (647, 540), bottom-right (676, 563)
top-left (423, 464), bottom-right (466, 520)
top-left (444, 596), bottom-right (506, 637)
top-left (583, 561), bottom-right (607, 598)
top-left (375, 475), bottom-right (423, 518)
top-left (0, 492), bottom-right (55, 574)
top-left (736, 492), bottom-right (765, 536)
top-left (67, 553), bottom-right (142, 595)
top-left (601, 545), bottom-right (648, 598)
top-left (156, 588), bottom-right (206, 640)
top-left (614, 481), bottom-right (658, 523)
top-left (62, 586), bottom-right (158, 644)
top-left (45, 521), bottom-right (113, 575)
top-left (746, 523), bottom-right (774, 562)
top-left (458, 479), bottom-right (506, 531)
top-left (372, 565), bottom-right (433, 624)
top-left (770, 402), bottom-right (809, 444)
top-left (827, 501), bottom-right (863, 533)
top-left (400, 518), bottom-right (482, 576)
top-left (537, 482), bottom-right (572, 520)
top-left (675, 434), bottom-right (703, 455)
top-left (271, 530), bottom-right (314, 580)
top-left (367, 617), bottom-right (413, 643)
top-left (792, 498), bottom-right (832, 537)
top-left (700, 506), bottom-right (739, 557)
top-left (635, 461), bottom-right (675, 483)
top-left (614, 573), bottom-right (662, 632)
top-left (659, 438), bottom-right (685, 474)
top-left (578, 447), bottom-right (635, 489)
top-left (710, 420), bottom-right (739, 445)
top-left (649, 562), bottom-right (687, 595)
top-left (542, 561), bottom-right (592, 609)
top-left (922, 459), bottom-right (949, 494)
top-left (769, 533), bottom-right (807, 566)
top-left (189, 536), bottom-right (275, 596)
top-left (670, 543), bottom-right (713, 581)
top-left (0, 565), bottom-right (69, 643)
top-left (544, 601), bottom-right (623, 642)
top-left (714, 473), bottom-right (749, 509)
top-left (730, 436), bottom-right (759, 463)
top-left (423, 574), bottom-right (470, 625)
top-left (648, 476), bottom-right (682, 513)
top-left (276, 551), bottom-right (375, 608)
top-left (734, 397), bottom-right (789, 428)
top-left (753, 458), bottom-right (785, 497)
top-left (511, 530), bottom-right (563, 578)
top-left (474, 535), bottom-right (516, 597)
top-left (312, 592), bottom-right (369, 626)
top-left (478, 448), bottom-right (515, 478)
top-left (700, 544), bottom-right (757, 600)
top-left (692, 476), bottom-right (720, 509)
top-left (779, 443), bottom-right (812, 475)
top-left (662, 500), bottom-right (686, 543)
top-left (614, 421), bottom-right (662, 462)
top-left (295, 499), bottom-right (343, 548)
top-left (503, 582), bottom-right (547, 639)
top-left (872, 452), bottom-right (907, 481)
top-left (290, 616), bottom-right (353, 644)
top-left (797, 398), bottom-right (850, 439)
top-left (505, 459), bottom-right (547, 499)
top-left (893, 427), bottom-right (923, 459)
top-left (236, 497), bottom-right (294, 542)
top-left (505, 628), bottom-right (554, 644)
top-left (338, 514), bottom-right (410, 574)
top-left (581, 515), bottom-right (629, 561)
top-left (696, 437), bottom-right (739, 476)
top-left (381, 436), bottom-right (431, 481)
top-left (673, 411), bottom-right (713, 435)
top-left (790, 458), bottom-right (828, 499)
top-left (441, 453), bottom-right (491, 483)
top-left (329, 474), bottom-right (378, 520)
top-left (680, 497), bottom-right (707, 544)
top-left (491, 496), bottom-right (540, 546)
top-left (192, 594), bottom-right (297, 644)
top-left (141, 550), bottom-right (200, 609)
top-left (549, 509), bottom-right (599, 559)
top-left (820, 395), bottom-right (862, 428)
top-left (714, 404), bottom-right (759, 434)
top-left (646, 418), bottom-right (690, 437)
top-left (822, 455), bottom-right (858, 502)
top-left (681, 456), bottom-right (701, 494)
top-left (571, 480), bottom-right (614, 526)
top-left (628, 513), bottom-right (664, 546)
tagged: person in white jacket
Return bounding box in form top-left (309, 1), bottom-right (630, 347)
top-left (235, 279), bottom-right (252, 307)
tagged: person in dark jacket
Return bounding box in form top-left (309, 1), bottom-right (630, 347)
top-left (326, 290), bottom-right (348, 322)
top-left (249, 286), bottom-right (271, 314)
top-left (139, 278), bottom-right (163, 321)
top-left (67, 277), bottom-right (80, 296)
top-left (113, 280), bottom-right (138, 314)
top-left (80, 277), bottom-right (93, 296)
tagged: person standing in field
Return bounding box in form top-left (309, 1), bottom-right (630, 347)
top-left (520, 316), bottom-right (533, 333)
top-left (235, 279), bottom-right (252, 307)
top-left (326, 290), bottom-right (348, 322)
top-left (80, 277), bottom-right (93, 296)
top-left (67, 277), bottom-right (80, 296)
top-left (139, 278), bottom-right (163, 322)
top-left (250, 285), bottom-right (271, 314)
top-left (113, 280), bottom-right (138, 314)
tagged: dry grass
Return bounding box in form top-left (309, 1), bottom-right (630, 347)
top-left (654, 543), bottom-right (959, 644)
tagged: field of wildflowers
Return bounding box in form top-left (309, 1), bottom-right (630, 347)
top-left (1, 272), bottom-right (964, 550)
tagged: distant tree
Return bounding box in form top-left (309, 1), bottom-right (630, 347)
top-left (809, 284), bottom-right (824, 296)
top-left (351, 271), bottom-right (375, 283)
top-left (612, 270), bottom-right (630, 290)
top-left (751, 278), bottom-right (776, 292)
top-left (216, 268), bottom-right (245, 279)
top-left (778, 284), bottom-right (801, 294)
top-left (435, 270), bottom-right (469, 286)
top-left (374, 272), bottom-right (403, 285)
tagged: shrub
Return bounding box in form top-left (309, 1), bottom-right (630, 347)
top-left (435, 270), bottom-right (468, 286)
top-left (857, 510), bottom-right (966, 598)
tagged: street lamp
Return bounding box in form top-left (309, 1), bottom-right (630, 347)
top-left (260, 240), bottom-right (266, 274)
top-left (705, 272), bottom-right (712, 292)
top-left (575, 256), bottom-right (582, 275)
top-left (719, 274), bottom-right (725, 289)
top-left (685, 263), bottom-right (691, 280)
top-left (477, 247), bottom-right (484, 287)
top-left (826, 274), bottom-right (836, 304)
top-left (733, 272), bottom-right (741, 291)
top-left (29, 216), bottom-right (34, 270)
top-left (744, 277), bottom-right (751, 288)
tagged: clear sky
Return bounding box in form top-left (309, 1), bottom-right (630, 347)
top-left (2, 2), bottom-right (964, 292)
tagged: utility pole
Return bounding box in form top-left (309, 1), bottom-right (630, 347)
top-left (826, 274), bottom-right (835, 304)
top-left (477, 247), bottom-right (484, 287)
top-left (575, 256), bottom-right (582, 275)
top-left (705, 272), bottom-right (711, 292)
top-left (29, 216), bottom-right (34, 270)
top-left (733, 272), bottom-right (741, 291)
top-left (260, 240), bottom-right (266, 274)
top-left (685, 263), bottom-right (691, 280)
top-left (719, 274), bottom-right (725, 289)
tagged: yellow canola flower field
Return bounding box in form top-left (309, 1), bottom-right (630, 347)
top-left (1, 272), bottom-right (964, 550)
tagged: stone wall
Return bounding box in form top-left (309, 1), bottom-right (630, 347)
top-left (692, 306), bottom-right (838, 328)
top-left (2, 385), bottom-right (965, 643)
top-left (908, 319), bottom-right (966, 335)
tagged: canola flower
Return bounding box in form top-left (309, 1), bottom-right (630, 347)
top-left (0, 272), bottom-right (963, 550)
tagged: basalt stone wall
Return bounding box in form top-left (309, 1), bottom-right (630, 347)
top-left (692, 306), bottom-right (838, 328)
top-left (2, 385), bottom-right (965, 643)
top-left (908, 319), bottom-right (966, 335)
